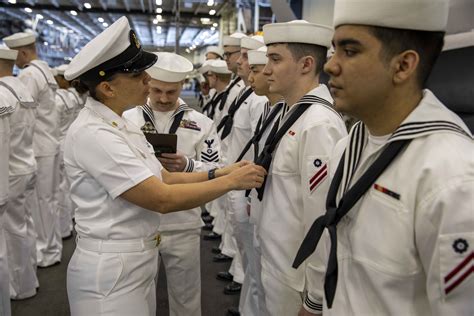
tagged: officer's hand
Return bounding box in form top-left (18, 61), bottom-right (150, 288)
top-left (227, 164), bottom-right (266, 190)
top-left (298, 306), bottom-right (321, 316)
top-left (216, 160), bottom-right (252, 177)
top-left (158, 152), bottom-right (187, 172)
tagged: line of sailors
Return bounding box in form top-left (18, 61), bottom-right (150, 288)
top-left (0, 33), bottom-right (87, 316)
top-left (1, 0), bottom-right (473, 315)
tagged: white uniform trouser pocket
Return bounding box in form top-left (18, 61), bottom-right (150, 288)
top-left (67, 246), bottom-right (158, 316)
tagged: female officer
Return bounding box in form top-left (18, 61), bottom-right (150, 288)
top-left (63, 17), bottom-right (265, 316)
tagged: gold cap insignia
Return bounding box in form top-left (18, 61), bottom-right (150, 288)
top-left (132, 32), bottom-right (141, 49)
top-left (99, 70), bottom-right (106, 76)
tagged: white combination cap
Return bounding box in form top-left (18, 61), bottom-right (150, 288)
top-left (248, 46), bottom-right (268, 66)
top-left (199, 59), bottom-right (214, 74)
top-left (146, 52), bottom-right (193, 82)
top-left (208, 59), bottom-right (232, 74)
top-left (0, 45), bottom-right (18, 60)
top-left (55, 64), bottom-right (69, 76)
top-left (241, 35), bottom-right (265, 50)
top-left (64, 16), bottom-right (156, 81)
top-left (223, 32), bottom-right (247, 47)
top-left (263, 20), bottom-right (333, 48)
top-left (206, 46), bottom-right (224, 59)
top-left (3, 32), bottom-right (36, 49)
top-left (333, 0), bottom-right (449, 31)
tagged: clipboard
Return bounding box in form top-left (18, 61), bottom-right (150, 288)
top-left (144, 133), bottom-right (177, 157)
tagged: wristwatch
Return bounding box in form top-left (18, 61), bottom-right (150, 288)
top-left (208, 168), bottom-right (218, 180)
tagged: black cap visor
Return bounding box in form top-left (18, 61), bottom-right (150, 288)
top-left (80, 30), bottom-right (157, 83)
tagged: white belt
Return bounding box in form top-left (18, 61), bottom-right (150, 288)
top-left (76, 234), bottom-right (161, 253)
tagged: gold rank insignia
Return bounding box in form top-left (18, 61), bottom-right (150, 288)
top-left (111, 121), bottom-right (118, 127)
top-left (132, 32), bottom-right (141, 49)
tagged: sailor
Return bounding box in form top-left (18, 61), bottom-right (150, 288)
top-left (4, 31), bottom-right (62, 267)
top-left (217, 35), bottom-right (267, 301)
top-left (293, 0), bottom-right (474, 314)
top-left (0, 46), bottom-right (39, 301)
top-left (53, 64), bottom-right (77, 239)
top-left (0, 46), bottom-right (16, 316)
top-left (226, 45), bottom-right (285, 316)
top-left (206, 45), bottom-right (224, 60)
top-left (252, 20), bottom-right (347, 315)
top-left (200, 59), bottom-right (219, 116)
top-left (123, 51), bottom-right (221, 316)
top-left (62, 16), bottom-right (265, 315)
top-left (219, 35), bottom-right (269, 314)
top-left (204, 32), bottom-right (247, 242)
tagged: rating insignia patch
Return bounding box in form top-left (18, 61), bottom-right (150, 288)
top-left (453, 239), bottom-right (469, 254)
top-left (309, 161), bottom-right (328, 194)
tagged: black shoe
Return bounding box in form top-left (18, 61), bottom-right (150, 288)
top-left (216, 271), bottom-right (233, 282)
top-left (211, 246), bottom-right (221, 254)
top-left (224, 281), bottom-right (241, 295)
top-left (202, 215), bottom-right (214, 223)
top-left (227, 307), bottom-right (240, 316)
top-left (203, 232), bottom-right (221, 240)
top-left (213, 253), bottom-right (232, 262)
top-left (203, 223), bottom-right (213, 231)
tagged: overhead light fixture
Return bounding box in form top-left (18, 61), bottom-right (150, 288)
top-left (70, 10), bottom-right (77, 16)
top-left (200, 18), bottom-right (210, 24)
top-left (156, 26), bottom-right (162, 34)
top-left (8, 0), bottom-right (16, 4)
top-left (156, 0), bottom-right (162, 5)
top-left (84, 2), bottom-right (92, 9)
top-left (156, 14), bottom-right (162, 21)
top-left (102, 22), bottom-right (109, 27)
top-left (98, 17), bottom-right (104, 22)
top-left (207, 0), bottom-right (214, 6)
top-left (209, 9), bottom-right (216, 15)
top-left (212, 22), bottom-right (218, 27)
top-left (36, 14), bottom-right (44, 19)
top-left (24, 8), bottom-right (33, 13)
top-left (156, 8), bottom-right (162, 13)
top-left (153, 19), bottom-right (158, 25)
top-left (43, 41), bottom-right (48, 46)
top-left (46, 19), bottom-right (54, 25)
top-left (185, 49), bottom-right (190, 53)
top-left (211, 27), bottom-right (215, 31)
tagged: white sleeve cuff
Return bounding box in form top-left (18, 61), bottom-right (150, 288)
top-left (303, 294), bottom-right (323, 314)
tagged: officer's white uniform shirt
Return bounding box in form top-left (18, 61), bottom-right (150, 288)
top-left (19, 60), bottom-right (59, 157)
top-left (64, 97), bottom-right (162, 240)
top-left (0, 77), bottom-right (37, 176)
top-left (258, 84), bottom-right (347, 291)
top-left (123, 98), bottom-right (221, 231)
top-left (213, 77), bottom-right (245, 130)
top-left (309, 90), bottom-right (474, 315)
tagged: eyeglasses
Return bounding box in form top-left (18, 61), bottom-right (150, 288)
top-left (223, 50), bottom-right (240, 59)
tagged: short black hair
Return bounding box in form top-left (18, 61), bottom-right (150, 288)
top-left (367, 26), bottom-right (445, 88)
top-left (285, 43), bottom-right (327, 75)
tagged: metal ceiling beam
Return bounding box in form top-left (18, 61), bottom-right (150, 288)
top-left (43, 10), bottom-right (93, 40)
top-left (123, 0), bottom-right (131, 12)
top-left (99, 0), bottom-right (108, 11)
top-left (139, 0), bottom-right (146, 12)
top-left (0, 2), bottom-right (219, 20)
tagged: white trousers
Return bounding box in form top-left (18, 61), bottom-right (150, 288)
top-left (4, 173), bottom-right (38, 299)
top-left (67, 245), bottom-right (158, 316)
top-left (157, 228), bottom-right (201, 316)
top-left (57, 152), bottom-right (73, 238)
top-left (252, 226), bottom-right (268, 316)
top-left (211, 196), bottom-right (226, 235)
top-left (261, 268), bottom-right (303, 316)
top-left (0, 204), bottom-right (12, 316)
top-left (236, 221), bottom-right (264, 316)
top-left (31, 154), bottom-right (62, 267)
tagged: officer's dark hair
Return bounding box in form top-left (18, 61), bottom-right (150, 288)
top-left (72, 72), bottom-right (121, 101)
top-left (367, 26), bottom-right (445, 88)
top-left (285, 43), bottom-right (327, 75)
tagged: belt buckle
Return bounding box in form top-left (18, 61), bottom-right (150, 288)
top-left (155, 234), bottom-right (161, 247)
